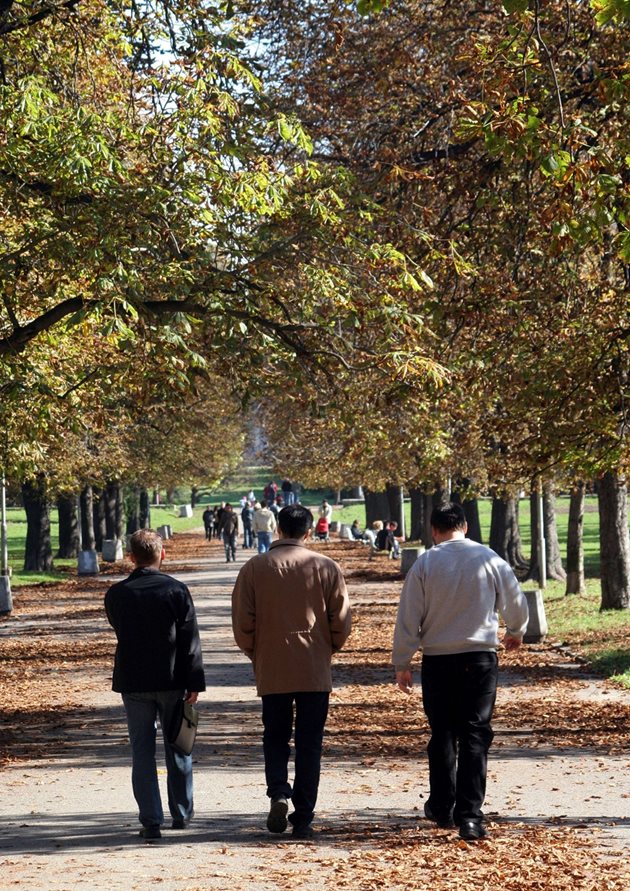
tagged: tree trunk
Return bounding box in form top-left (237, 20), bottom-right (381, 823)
top-left (386, 483), bottom-right (404, 534)
top-left (57, 493), bottom-right (79, 558)
top-left (598, 471), bottom-right (630, 610)
top-left (153, 488), bottom-right (160, 505)
top-left (22, 476), bottom-right (53, 571)
top-left (80, 485), bottom-right (96, 551)
top-left (489, 495), bottom-right (528, 571)
top-left (527, 485), bottom-right (566, 582)
top-left (125, 486), bottom-right (141, 535)
top-left (93, 488), bottom-right (106, 551)
top-left (191, 485), bottom-right (199, 508)
top-left (139, 488), bottom-right (151, 529)
top-left (105, 480), bottom-right (123, 539)
top-left (409, 488), bottom-right (427, 544)
top-left (166, 488), bottom-right (175, 505)
top-left (423, 487), bottom-right (448, 549)
top-left (565, 481), bottom-right (586, 595)
top-left (452, 491), bottom-right (483, 544)
top-left (365, 490), bottom-right (390, 526)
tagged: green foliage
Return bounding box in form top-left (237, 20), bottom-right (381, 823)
top-left (591, 0), bottom-right (630, 25)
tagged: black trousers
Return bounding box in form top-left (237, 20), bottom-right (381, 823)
top-left (261, 692), bottom-right (329, 828)
top-left (421, 652), bottom-right (498, 823)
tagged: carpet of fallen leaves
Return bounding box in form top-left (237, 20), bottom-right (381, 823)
top-left (2, 531), bottom-right (629, 889)
top-left (255, 824), bottom-right (630, 891)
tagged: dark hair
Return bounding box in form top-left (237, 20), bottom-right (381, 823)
top-left (430, 502), bottom-right (466, 533)
top-left (130, 529), bottom-right (163, 565)
top-left (278, 504), bottom-right (314, 538)
top-left (260, 499), bottom-right (267, 508)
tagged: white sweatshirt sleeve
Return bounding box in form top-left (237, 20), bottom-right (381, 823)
top-left (392, 562), bottom-right (425, 671)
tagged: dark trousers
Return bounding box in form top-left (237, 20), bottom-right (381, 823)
top-left (261, 692), bottom-right (329, 828)
top-left (421, 652), bottom-right (498, 823)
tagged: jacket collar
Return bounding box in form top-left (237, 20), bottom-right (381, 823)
top-left (269, 539), bottom-right (308, 550)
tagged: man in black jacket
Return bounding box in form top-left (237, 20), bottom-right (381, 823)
top-left (105, 530), bottom-right (206, 840)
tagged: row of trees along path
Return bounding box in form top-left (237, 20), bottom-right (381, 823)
top-left (0, 530), bottom-right (628, 891)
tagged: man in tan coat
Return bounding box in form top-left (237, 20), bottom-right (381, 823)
top-left (232, 504), bottom-right (351, 839)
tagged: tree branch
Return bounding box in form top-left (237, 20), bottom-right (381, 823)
top-left (0, 0), bottom-right (80, 37)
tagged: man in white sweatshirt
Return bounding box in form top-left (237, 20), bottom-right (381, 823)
top-left (392, 502), bottom-right (528, 842)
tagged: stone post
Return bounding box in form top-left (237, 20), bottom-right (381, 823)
top-left (523, 589), bottom-right (548, 643)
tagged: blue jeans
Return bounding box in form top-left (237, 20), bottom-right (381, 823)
top-left (262, 692), bottom-right (330, 828)
top-left (122, 690), bottom-right (194, 828)
top-left (243, 525), bottom-right (253, 548)
top-left (257, 531), bottom-right (271, 553)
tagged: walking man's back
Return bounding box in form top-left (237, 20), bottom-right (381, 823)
top-left (105, 529), bottom-right (206, 841)
top-left (392, 502), bottom-right (528, 841)
top-left (232, 504), bottom-right (351, 839)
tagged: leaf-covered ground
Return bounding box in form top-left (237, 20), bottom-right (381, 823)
top-left (1, 532), bottom-right (629, 890)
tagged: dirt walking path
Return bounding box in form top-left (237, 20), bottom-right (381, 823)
top-left (0, 533), bottom-right (628, 891)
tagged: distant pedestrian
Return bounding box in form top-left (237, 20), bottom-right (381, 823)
top-left (263, 480), bottom-right (278, 505)
top-left (319, 500), bottom-right (333, 523)
top-left (253, 500), bottom-right (277, 553)
top-left (104, 530), bottom-right (205, 840)
top-left (232, 505), bottom-right (351, 839)
top-left (242, 502), bottom-right (254, 550)
top-left (219, 503), bottom-right (239, 563)
top-left (392, 502), bottom-right (528, 841)
top-left (202, 506), bottom-right (214, 541)
top-left (281, 479), bottom-right (294, 505)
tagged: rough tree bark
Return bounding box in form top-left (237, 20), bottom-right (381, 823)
top-left (452, 491), bottom-right (483, 544)
top-left (598, 471), bottom-right (630, 610)
top-left (365, 490), bottom-right (391, 526)
top-left (422, 487), bottom-right (448, 549)
top-left (22, 475), bottom-right (53, 571)
top-left (191, 485), bottom-right (199, 508)
top-left (409, 488), bottom-right (427, 544)
top-left (139, 488), bottom-right (151, 529)
top-left (126, 487), bottom-right (141, 535)
top-left (93, 488), bottom-right (106, 551)
top-left (489, 495), bottom-right (528, 571)
top-left (527, 485), bottom-right (566, 582)
top-left (386, 484), bottom-right (404, 534)
top-left (57, 493), bottom-right (79, 558)
top-left (565, 481), bottom-right (586, 595)
top-left (80, 485), bottom-right (96, 551)
top-left (105, 480), bottom-right (123, 540)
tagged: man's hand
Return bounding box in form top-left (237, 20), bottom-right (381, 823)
top-left (396, 670), bottom-right (414, 694)
top-left (185, 691), bottom-right (199, 704)
top-left (503, 635), bottom-right (522, 652)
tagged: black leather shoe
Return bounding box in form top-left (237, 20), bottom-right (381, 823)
top-left (266, 797), bottom-right (289, 833)
top-left (291, 823), bottom-right (314, 840)
top-left (424, 802), bottom-right (456, 829)
top-left (139, 826), bottom-right (162, 840)
top-left (459, 820), bottom-right (487, 841)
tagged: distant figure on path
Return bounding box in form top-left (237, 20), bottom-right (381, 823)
top-left (252, 500), bottom-right (277, 553)
top-left (318, 499), bottom-right (333, 523)
top-left (219, 503), bottom-right (239, 563)
top-left (392, 502), bottom-right (528, 841)
top-left (202, 506), bottom-right (214, 541)
top-left (104, 530), bottom-right (206, 841)
top-left (241, 501), bottom-right (254, 549)
top-left (281, 479), bottom-right (294, 505)
top-left (232, 504), bottom-right (351, 839)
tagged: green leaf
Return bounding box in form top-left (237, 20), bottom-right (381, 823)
top-left (503, 0), bottom-right (530, 12)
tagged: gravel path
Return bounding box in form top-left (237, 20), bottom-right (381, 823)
top-left (0, 545), bottom-right (628, 890)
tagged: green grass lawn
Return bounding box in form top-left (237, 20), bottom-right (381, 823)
top-left (4, 504), bottom-right (203, 587)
